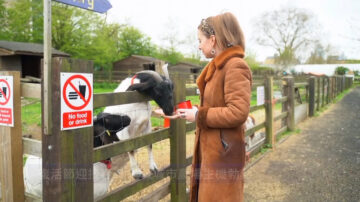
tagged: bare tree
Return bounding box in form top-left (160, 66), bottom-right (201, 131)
top-left (252, 7), bottom-right (320, 69)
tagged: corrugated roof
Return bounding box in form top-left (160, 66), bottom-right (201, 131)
top-left (0, 40), bottom-right (70, 57)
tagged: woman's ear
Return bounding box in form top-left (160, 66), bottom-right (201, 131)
top-left (210, 35), bottom-right (216, 47)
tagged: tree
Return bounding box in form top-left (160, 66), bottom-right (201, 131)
top-left (6, 0), bottom-right (43, 43)
top-left (334, 66), bottom-right (349, 75)
top-left (118, 26), bottom-right (155, 59)
top-left (0, 0), bottom-right (8, 39)
top-left (306, 43), bottom-right (326, 64)
top-left (252, 7), bottom-right (320, 69)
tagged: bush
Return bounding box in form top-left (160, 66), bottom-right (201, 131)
top-left (334, 66), bottom-right (349, 75)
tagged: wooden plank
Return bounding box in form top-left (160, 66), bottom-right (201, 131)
top-left (93, 128), bottom-right (170, 163)
top-left (284, 77), bottom-right (295, 131)
top-left (42, 58), bottom-right (94, 202)
top-left (248, 138), bottom-right (266, 156)
top-left (275, 126), bottom-right (288, 137)
top-left (23, 138), bottom-right (42, 157)
top-left (0, 71), bottom-right (24, 202)
top-left (96, 165), bottom-right (172, 202)
top-left (294, 82), bottom-right (308, 88)
top-left (250, 104), bottom-right (265, 112)
top-left (264, 76), bottom-right (274, 146)
top-left (169, 75), bottom-right (187, 202)
top-left (25, 192), bottom-right (42, 202)
top-left (21, 83), bottom-right (41, 99)
top-left (245, 121), bottom-right (266, 137)
top-left (186, 156), bottom-right (193, 167)
top-left (93, 91), bottom-right (151, 109)
top-left (274, 111), bottom-right (288, 121)
top-left (186, 122), bottom-right (196, 133)
top-left (138, 181), bottom-right (170, 202)
top-left (275, 96), bottom-right (288, 104)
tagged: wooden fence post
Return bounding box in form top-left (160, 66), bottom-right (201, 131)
top-left (316, 77), bottom-right (320, 111)
top-left (265, 76), bottom-right (274, 146)
top-left (327, 77), bottom-right (330, 104)
top-left (0, 71), bottom-right (24, 202)
top-left (169, 74), bottom-right (187, 202)
top-left (308, 77), bottom-right (315, 117)
top-left (321, 77), bottom-right (325, 108)
top-left (42, 58), bottom-right (94, 202)
top-left (283, 77), bottom-right (295, 131)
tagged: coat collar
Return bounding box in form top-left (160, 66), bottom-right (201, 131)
top-left (196, 46), bottom-right (245, 98)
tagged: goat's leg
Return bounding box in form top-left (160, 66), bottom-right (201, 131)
top-left (147, 144), bottom-right (158, 174)
top-left (128, 150), bottom-right (143, 180)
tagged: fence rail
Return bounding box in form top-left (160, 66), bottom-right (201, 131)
top-left (0, 60), bottom-right (354, 202)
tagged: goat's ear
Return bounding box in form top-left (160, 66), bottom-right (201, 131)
top-left (126, 81), bottom-right (154, 92)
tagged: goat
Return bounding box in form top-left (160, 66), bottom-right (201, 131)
top-left (103, 70), bottom-right (174, 180)
top-left (245, 115), bottom-right (265, 155)
top-left (23, 113), bottom-right (131, 200)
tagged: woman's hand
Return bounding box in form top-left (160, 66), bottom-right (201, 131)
top-left (176, 106), bottom-right (198, 122)
top-left (154, 109), bottom-right (180, 119)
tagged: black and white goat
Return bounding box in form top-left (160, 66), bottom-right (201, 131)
top-left (23, 113), bottom-right (131, 200)
top-left (103, 70), bottom-right (174, 179)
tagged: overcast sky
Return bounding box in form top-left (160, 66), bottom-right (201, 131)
top-left (106, 0), bottom-right (360, 62)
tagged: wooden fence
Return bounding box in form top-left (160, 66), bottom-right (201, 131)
top-left (0, 58), bottom-right (354, 202)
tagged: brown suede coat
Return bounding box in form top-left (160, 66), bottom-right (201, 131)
top-left (190, 46), bottom-right (252, 202)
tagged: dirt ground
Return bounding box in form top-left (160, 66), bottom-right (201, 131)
top-left (244, 86), bottom-right (360, 201)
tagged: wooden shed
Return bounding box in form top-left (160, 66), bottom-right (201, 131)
top-left (169, 62), bottom-right (203, 74)
top-left (112, 55), bottom-right (164, 72)
top-left (169, 62), bottom-right (203, 83)
top-left (0, 40), bottom-right (69, 79)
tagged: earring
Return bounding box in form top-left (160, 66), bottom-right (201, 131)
top-left (211, 49), bottom-right (215, 55)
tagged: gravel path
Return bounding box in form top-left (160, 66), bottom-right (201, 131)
top-left (244, 86), bottom-right (360, 202)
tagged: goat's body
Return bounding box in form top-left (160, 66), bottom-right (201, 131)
top-left (104, 77), bottom-right (152, 140)
top-left (23, 155), bottom-right (110, 200)
top-left (103, 77), bottom-right (158, 179)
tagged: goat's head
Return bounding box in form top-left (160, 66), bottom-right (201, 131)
top-left (93, 112), bottom-right (131, 148)
top-left (126, 70), bottom-right (175, 115)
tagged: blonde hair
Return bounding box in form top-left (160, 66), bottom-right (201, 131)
top-left (198, 12), bottom-right (245, 51)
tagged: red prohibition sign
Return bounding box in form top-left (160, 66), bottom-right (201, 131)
top-left (63, 74), bottom-right (92, 110)
top-left (0, 79), bottom-right (11, 105)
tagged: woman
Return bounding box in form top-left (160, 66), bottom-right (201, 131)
top-left (162, 12), bottom-right (252, 201)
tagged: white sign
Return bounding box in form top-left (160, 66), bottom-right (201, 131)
top-left (0, 76), bottom-right (14, 127)
top-left (257, 86), bottom-right (265, 106)
top-left (60, 73), bottom-right (93, 130)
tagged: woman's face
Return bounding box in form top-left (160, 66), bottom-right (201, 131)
top-left (198, 29), bottom-right (215, 58)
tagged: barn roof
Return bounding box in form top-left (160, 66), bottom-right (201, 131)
top-left (0, 40), bottom-right (70, 57)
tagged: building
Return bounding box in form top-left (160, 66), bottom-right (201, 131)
top-left (169, 62), bottom-right (203, 83)
top-left (0, 40), bottom-right (70, 78)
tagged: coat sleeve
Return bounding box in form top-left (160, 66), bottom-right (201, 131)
top-left (197, 60), bottom-right (252, 129)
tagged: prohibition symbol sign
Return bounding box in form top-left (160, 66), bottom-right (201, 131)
top-left (0, 79), bottom-right (11, 105)
top-left (62, 74), bottom-right (92, 110)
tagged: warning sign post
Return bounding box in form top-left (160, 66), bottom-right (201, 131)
top-left (0, 76), bottom-right (14, 127)
top-left (61, 73), bottom-right (93, 130)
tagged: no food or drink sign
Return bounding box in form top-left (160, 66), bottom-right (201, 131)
top-left (61, 73), bottom-right (93, 130)
top-left (0, 76), bottom-right (14, 127)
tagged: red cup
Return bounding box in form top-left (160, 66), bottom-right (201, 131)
top-left (176, 100), bottom-right (192, 109)
top-left (164, 118), bottom-right (170, 128)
